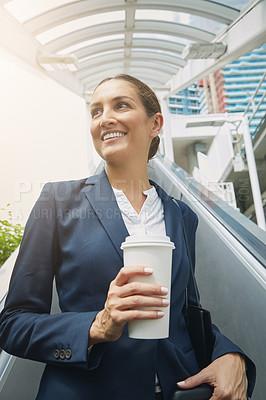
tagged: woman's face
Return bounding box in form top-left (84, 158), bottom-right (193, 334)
top-left (90, 79), bottom-right (161, 165)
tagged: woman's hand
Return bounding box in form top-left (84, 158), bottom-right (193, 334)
top-left (88, 266), bottom-right (169, 345)
top-left (177, 353), bottom-right (247, 399)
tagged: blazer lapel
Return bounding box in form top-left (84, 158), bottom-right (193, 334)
top-left (151, 181), bottom-right (179, 241)
top-left (83, 172), bottom-right (182, 266)
top-left (84, 169), bottom-right (128, 261)
top-left (151, 181), bottom-right (182, 280)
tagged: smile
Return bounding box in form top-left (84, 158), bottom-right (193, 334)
top-left (102, 132), bottom-right (126, 141)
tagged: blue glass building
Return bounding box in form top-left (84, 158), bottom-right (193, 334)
top-left (169, 44), bottom-right (266, 137)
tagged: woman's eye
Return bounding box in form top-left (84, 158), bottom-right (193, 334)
top-left (91, 108), bottom-right (102, 118)
top-left (117, 102), bottom-right (130, 109)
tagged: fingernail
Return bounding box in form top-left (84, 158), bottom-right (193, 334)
top-left (162, 299), bottom-right (170, 306)
top-left (177, 381), bottom-right (185, 387)
top-left (144, 267), bottom-right (153, 274)
top-left (161, 287), bottom-right (168, 295)
top-left (157, 311), bottom-right (164, 318)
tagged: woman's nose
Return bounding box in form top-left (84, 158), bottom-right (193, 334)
top-left (100, 109), bottom-right (117, 127)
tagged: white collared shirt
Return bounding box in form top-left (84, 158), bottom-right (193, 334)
top-left (112, 186), bottom-right (165, 389)
top-left (112, 186), bottom-right (166, 236)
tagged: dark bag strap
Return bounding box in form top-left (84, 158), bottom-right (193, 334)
top-left (172, 199), bottom-right (200, 308)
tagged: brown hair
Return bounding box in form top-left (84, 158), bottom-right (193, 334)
top-left (94, 74), bottom-right (161, 160)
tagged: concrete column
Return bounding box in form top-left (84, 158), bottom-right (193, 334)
top-left (242, 116), bottom-right (265, 230)
top-left (161, 99), bottom-right (174, 162)
top-left (209, 73), bottom-right (219, 113)
top-left (203, 77), bottom-right (211, 113)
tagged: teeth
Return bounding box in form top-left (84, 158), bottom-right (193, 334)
top-left (103, 132), bottom-right (125, 141)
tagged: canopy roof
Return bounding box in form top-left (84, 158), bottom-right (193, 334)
top-left (1, 0), bottom-right (265, 97)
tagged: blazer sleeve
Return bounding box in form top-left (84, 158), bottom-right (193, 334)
top-left (0, 183), bottom-right (104, 371)
top-left (179, 201), bottom-right (256, 397)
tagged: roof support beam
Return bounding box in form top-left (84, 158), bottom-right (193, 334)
top-left (0, 5), bottom-right (84, 96)
top-left (77, 51), bottom-right (185, 75)
top-left (84, 71), bottom-right (165, 100)
top-left (134, 20), bottom-right (214, 43)
top-left (81, 62), bottom-right (170, 88)
top-left (135, 0), bottom-right (239, 24)
top-left (0, 5), bottom-right (41, 70)
top-left (124, 0), bottom-right (136, 73)
top-left (46, 20), bottom-right (214, 53)
top-left (79, 59), bottom-right (173, 83)
top-left (167, 0), bottom-right (266, 97)
top-left (74, 38), bottom-right (184, 62)
top-left (23, 0), bottom-right (238, 35)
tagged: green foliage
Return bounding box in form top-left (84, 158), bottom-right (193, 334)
top-left (0, 204), bottom-right (24, 268)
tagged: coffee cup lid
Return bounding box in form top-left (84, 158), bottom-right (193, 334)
top-left (121, 234), bottom-right (175, 249)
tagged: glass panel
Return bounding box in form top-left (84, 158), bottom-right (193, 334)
top-left (131, 48), bottom-right (177, 58)
top-left (133, 33), bottom-right (192, 45)
top-left (36, 11), bottom-right (125, 45)
top-left (209, 0), bottom-right (252, 10)
top-left (136, 9), bottom-right (179, 23)
top-left (4, 0), bottom-right (78, 23)
top-left (58, 34), bottom-right (124, 55)
top-left (135, 9), bottom-right (225, 34)
top-left (79, 49), bottom-right (123, 63)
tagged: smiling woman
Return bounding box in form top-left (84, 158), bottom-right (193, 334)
top-left (90, 74), bottom-right (162, 168)
top-left (0, 74), bottom-right (255, 400)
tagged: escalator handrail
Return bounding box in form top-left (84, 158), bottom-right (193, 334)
top-left (155, 155), bottom-right (266, 268)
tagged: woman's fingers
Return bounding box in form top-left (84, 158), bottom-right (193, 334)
top-left (89, 265), bottom-right (170, 344)
top-left (108, 267), bottom-right (169, 314)
top-left (118, 281), bottom-right (168, 298)
top-left (112, 265), bottom-right (169, 299)
top-left (114, 265), bottom-right (154, 286)
top-left (177, 353), bottom-right (248, 400)
top-left (109, 294), bottom-right (170, 310)
top-left (106, 308), bottom-right (165, 325)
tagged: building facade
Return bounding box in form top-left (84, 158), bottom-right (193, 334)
top-left (169, 44), bottom-right (266, 136)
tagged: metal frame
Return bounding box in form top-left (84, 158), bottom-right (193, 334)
top-left (1, 0), bottom-right (256, 96)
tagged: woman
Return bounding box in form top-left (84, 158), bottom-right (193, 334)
top-left (0, 74), bottom-right (255, 399)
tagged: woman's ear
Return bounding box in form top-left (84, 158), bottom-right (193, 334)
top-left (150, 113), bottom-right (164, 138)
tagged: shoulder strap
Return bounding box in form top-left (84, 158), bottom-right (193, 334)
top-left (172, 198), bottom-right (200, 307)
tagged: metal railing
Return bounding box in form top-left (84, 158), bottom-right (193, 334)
top-left (155, 154), bottom-right (266, 268)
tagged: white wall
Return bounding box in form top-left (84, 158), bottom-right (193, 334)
top-left (197, 123), bottom-right (234, 182)
top-left (0, 48), bottom-right (93, 225)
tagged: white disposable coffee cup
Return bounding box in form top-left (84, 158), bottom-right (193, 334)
top-left (121, 234), bottom-right (175, 339)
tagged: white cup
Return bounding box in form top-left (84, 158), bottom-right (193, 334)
top-left (121, 234), bottom-right (175, 339)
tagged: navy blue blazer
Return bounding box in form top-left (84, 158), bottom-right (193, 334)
top-left (0, 169), bottom-right (255, 399)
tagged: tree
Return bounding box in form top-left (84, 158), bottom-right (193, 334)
top-left (0, 205), bottom-right (24, 267)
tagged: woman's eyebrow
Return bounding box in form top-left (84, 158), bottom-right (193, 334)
top-left (90, 101), bottom-right (101, 109)
top-left (90, 96), bottom-right (136, 109)
top-left (113, 96), bottom-right (136, 103)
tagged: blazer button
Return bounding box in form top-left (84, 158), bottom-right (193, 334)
top-left (53, 349), bottom-right (60, 359)
top-left (59, 349), bottom-right (66, 360)
top-left (65, 349), bottom-right (72, 360)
